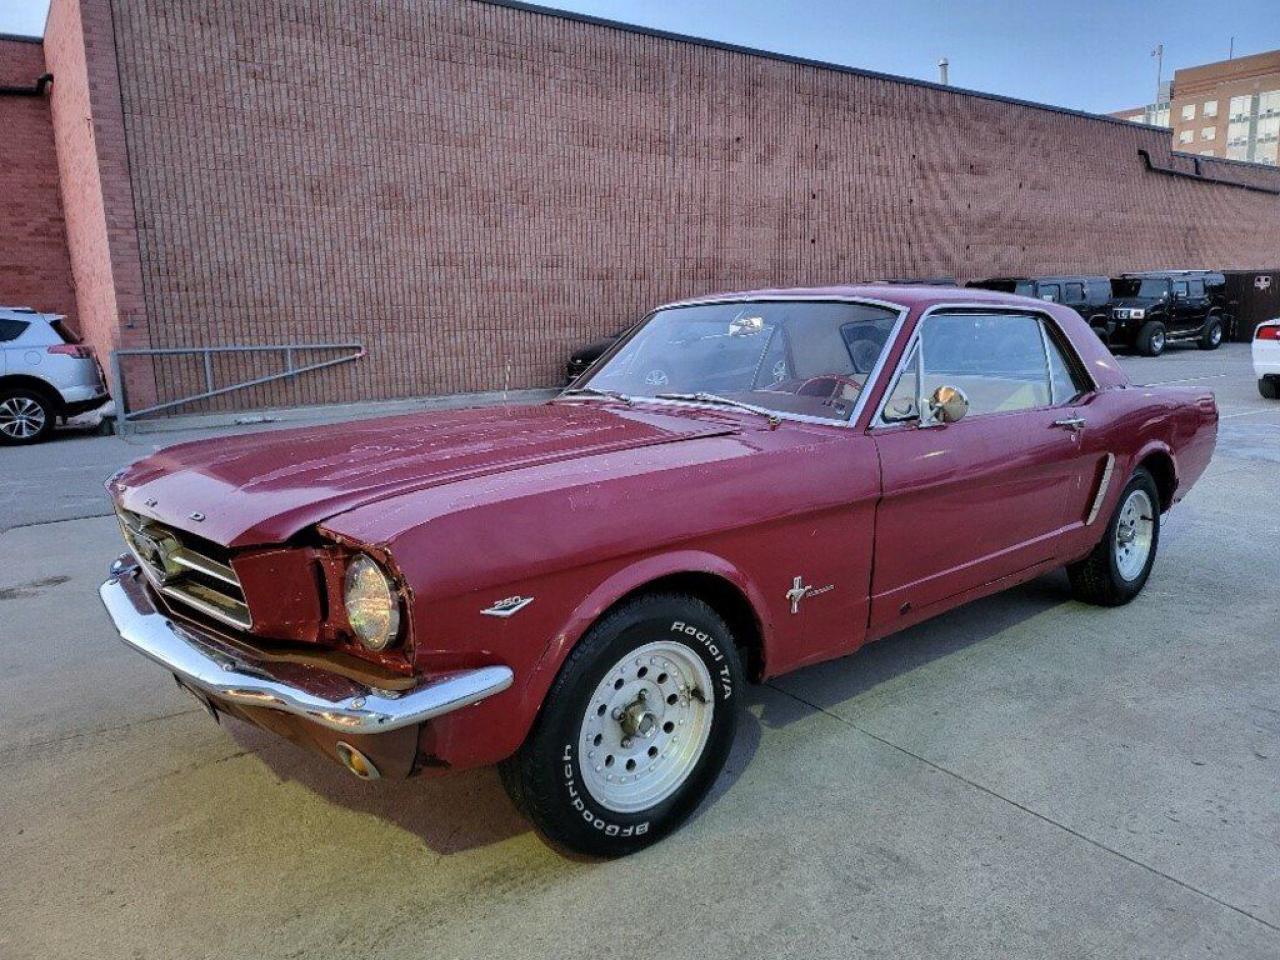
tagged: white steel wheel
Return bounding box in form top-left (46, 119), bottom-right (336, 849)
top-left (578, 640), bottom-right (715, 814)
top-left (1114, 488), bottom-right (1156, 582)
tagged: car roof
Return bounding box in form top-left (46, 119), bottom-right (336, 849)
top-left (974, 275), bottom-right (1106, 283)
top-left (0, 306), bottom-right (59, 323)
top-left (659, 283), bottom-right (1057, 312)
top-left (1121, 270), bottom-right (1223, 278)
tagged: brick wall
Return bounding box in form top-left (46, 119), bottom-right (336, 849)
top-left (0, 37), bottom-right (76, 327)
top-left (61, 1), bottom-right (1280, 412)
top-left (43, 0), bottom-right (156, 405)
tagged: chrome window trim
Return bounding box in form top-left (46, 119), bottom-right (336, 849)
top-left (871, 303), bottom-right (1099, 428)
top-left (560, 296), bottom-right (911, 430)
top-left (1038, 317), bottom-right (1058, 404)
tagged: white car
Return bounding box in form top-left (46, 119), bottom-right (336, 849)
top-left (0, 307), bottom-right (109, 444)
top-left (1255, 318), bottom-right (1280, 400)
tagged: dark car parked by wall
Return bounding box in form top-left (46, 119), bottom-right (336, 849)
top-left (1107, 271), bottom-right (1228, 357)
top-left (566, 326), bottom-right (633, 383)
top-left (967, 276), bottom-right (1113, 336)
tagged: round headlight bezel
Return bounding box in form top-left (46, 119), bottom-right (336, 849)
top-left (343, 553), bottom-right (402, 652)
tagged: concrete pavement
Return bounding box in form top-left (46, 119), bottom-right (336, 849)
top-left (0, 344), bottom-right (1276, 959)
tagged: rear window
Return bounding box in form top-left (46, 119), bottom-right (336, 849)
top-left (0, 318), bottom-right (29, 342)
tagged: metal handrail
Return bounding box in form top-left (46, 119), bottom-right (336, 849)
top-left (111, 342), bottom-right (365, 432)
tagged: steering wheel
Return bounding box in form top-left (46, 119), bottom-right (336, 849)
top-left (796, 375), bottom-right (862, 401)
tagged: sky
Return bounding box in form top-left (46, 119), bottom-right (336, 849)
top-left (2, 0), bottom-right (1278, 115)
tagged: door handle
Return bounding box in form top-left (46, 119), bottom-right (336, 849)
top-left (1052, 416), bottom-right (1087, 431)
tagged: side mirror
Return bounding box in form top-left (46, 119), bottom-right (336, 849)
top-left (925, 384), bottom-right (969, 425)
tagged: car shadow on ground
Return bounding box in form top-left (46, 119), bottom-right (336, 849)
top-left (225, 573), bottom-right (1070, 859)
top-left (226, 692), bottom-right (765, 860)
top-left (756, 571), bottom-right (1075, 726)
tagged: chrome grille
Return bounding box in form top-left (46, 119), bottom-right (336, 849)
top-left (116, 509), bottom-right (252, 630)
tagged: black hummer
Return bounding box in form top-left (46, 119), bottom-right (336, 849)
top-left (1106, 271), bottom-right (1228, 357)
top-left (966, 276), bottom-right (1113, 334)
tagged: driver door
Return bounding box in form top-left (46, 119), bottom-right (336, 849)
top-left (868, 309), bottom-right (1095, 632)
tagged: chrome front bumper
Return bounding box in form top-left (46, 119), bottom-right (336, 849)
top-left (99, 559), bottom-right (514, 735)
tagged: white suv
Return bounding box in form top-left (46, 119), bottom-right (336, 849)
top-left (0, 307), bottom-right (109, 444)
top-left (1255, 318), bottom-right (1280, 399)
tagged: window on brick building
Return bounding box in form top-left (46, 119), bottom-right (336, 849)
top-left (1199, 149), bottom-right (1216, 157)
top-left (1258, 116), bottom-right (1280, 142)
top-left (1203, 100), bottom-right (1218, 118)
top-left (1229, 95), bottom-right (1253, 120)
top-left (1260, 90), bottom-right (1280, 116)
top-left (1178, 129), bottom-right (1194, 144)
top-left (1181, 103), bottom-right (1195, 120)
top-left (1201, 126), bottom-right (1216, 141)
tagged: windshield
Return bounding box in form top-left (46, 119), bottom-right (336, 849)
top-left (1112, 278), bottom-right (1169, 299)
top-left (579, 300), bottom-right (901, 421)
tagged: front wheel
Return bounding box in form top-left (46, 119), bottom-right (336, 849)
top-left (1136, 321), bottom-right (1166, 357)
top-left (1068, 468), bottom-right (1161, 606)
top-left (501, 592), bottom-right (742, 857)
top-left (1260, 377), bottom-right (1279, 400)
top-left (1198, 316), bottom-right (1223, 350)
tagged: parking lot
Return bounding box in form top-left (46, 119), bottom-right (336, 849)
top-left (1, 343), bottom-right (1277, 959)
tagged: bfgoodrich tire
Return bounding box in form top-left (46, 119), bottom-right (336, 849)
top-left (1259, 377), bottom-right (1279, 400)
top-left (501, 592), bottom-right (743, 857)
top-left (1068, 467), bottom-right (1161, 607)
top-left (1136, 321), bottom-right (1166, 357)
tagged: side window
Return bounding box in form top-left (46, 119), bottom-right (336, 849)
top-left (1038, 283), bottom-right (1061, 302)
top-left (0, 318), bottom-right (28, 342)
top-left (1065, 282), bottom-right (1085, 302)
top-left (882, 342), bottom-right (920, 421)
top-left (1173, 280), bottom-right (1189, 298)
top-left (920, 312), bottom-right (1050, 416)
top-left (1188, 279), bottom-right (1205, 298)
top-left (1045, 328), bottom-right (1089, 405)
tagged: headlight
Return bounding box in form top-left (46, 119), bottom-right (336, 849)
top-left (344, 554), bottom-right (401, 651)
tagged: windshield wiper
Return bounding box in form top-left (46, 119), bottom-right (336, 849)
top-left (559, 386), bottom-right (633, 406)
top-left (654, 392), bottom-right (781, 424)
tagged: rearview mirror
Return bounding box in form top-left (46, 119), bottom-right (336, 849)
top-left (926, 385), bottom-right (969, 425)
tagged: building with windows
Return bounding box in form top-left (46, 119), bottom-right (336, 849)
top-left (1173, 50), bottom-right (1280, 164)
top-left (1112, 81), bottom-right (1173, 130)
top-left (1114, 49), bottom-right (1280, 164)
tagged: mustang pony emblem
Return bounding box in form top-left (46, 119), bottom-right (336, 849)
top-left (786, 576), bottom-right (834, 614)
top-left (482, 595), bottom-right (535, 618)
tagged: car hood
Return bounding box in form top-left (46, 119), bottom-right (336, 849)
top-left (1111, 298), bottom-right (1164, 311)
top-left (109, 403), bottom-right (738, 547)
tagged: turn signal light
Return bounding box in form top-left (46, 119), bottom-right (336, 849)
top-left (1256, 325), bottom-right (1280, 341)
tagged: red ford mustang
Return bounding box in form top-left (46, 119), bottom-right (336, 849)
top-left (101, 285), bottom-right (1217, 856)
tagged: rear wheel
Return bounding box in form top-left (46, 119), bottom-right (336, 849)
top-left (1136, 321), bottom-right (1166, 357)
top-left (1198, 316), bottom-right (1223, 350)
top-left (501, 592), bottom-right (742, 857)
top-left (1260, 377), bottom-right (1279, 400)
top-left (0, 387), bottom-right (55, 445)
top-left (1068, 468), bottom-right (1161, 606)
